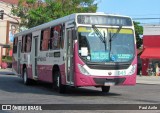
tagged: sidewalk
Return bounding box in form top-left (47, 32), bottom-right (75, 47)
top-left (136, 75), bottom-right (160, 85)
top-left (0, 68), bottom-right (15, 75)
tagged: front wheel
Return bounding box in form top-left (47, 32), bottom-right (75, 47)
top-left (101, 86), bottom-right (110, 93)
top-left (53, 71), bottom-right (66, 93)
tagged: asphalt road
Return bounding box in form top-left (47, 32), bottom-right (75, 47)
top-left (0, 70), bottom-right (159, 113)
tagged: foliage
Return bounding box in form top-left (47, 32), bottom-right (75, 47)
top-left (133, 21), bottom-right (143, 49)
top-left (11, 0), bottom-right (98, 28)
top-left (2, 56), bottom-right (12, 63)
top-left (12, 0), bottom-right (143, 49)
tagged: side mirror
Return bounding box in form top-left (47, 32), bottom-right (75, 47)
top-left (72, 29), bottom-right (77, 40)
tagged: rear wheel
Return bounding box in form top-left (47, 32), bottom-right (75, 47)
top-left (23, 68), bottom-right (31, 85)
top-left (101, 86), bottom-right (110, 93)
top-left (53, 71), bottom-right (66, 93)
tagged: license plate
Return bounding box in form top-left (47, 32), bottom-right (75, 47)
top-left (104, 82), bottom-right (115, 86)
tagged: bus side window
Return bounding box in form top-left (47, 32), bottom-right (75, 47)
top-left (50, 25), bottom-right (61, 50)
top-left (40, 28), bottom-right (50, 51)
top-left (21, 36), bottom-right (27, 53)
top-left (13, 37), bottom-right (18, 53)
top-left (26, 34), bottom-right (32, 52)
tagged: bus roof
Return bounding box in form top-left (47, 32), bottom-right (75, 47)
top-left (14, 13), bottom-right (132, 37)
top-left (14, 13), bottom-right (76, 37)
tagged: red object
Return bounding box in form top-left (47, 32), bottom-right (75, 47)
top-left (1, 62), bottom-right (8, 69)
top-left (140, 48), bottom-right (160, 59)
top-left (140, 28), bottom-right (160, 75)
top-left (143, 35), bottom-right (160, 48)
top-left (9, 50), bottom-right (13, 56)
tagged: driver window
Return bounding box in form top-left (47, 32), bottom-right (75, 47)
top-left (79, 35), bottom-right (88, 48)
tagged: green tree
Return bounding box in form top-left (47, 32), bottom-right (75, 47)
top-left (12, 0), bottom-right (98, 28)
top-left (134, 21), bottom-right (143, 49)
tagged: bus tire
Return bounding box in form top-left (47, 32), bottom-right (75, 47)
top-left (101, 86), bottom-right (110, 93)
top-left (53, 71), bottom-right (66, 93)
top-left (23, 68), bottom-right (31, 85)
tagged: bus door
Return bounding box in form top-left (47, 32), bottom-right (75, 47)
top-left (17, 41), bottom-right (21, 74)
top-left (65, 21), bottom-right (75, 85)
top-left (32, 36), bottom-right (38, 78)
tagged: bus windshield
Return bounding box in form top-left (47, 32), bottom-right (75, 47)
top-left (78, 26), bottom-right (135, 63)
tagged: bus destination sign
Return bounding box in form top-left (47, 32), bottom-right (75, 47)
top-left (77, 15), bottom-right (132, 26)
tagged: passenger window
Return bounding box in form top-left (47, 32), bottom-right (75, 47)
top-left (21, 36), bottom-right (27, 53)
top-left (40, 28), bottom-right (50, 51)
top-left (50, 25), bottom-right (62, 49)
top-left (26, 34), bottom-right (32, 52)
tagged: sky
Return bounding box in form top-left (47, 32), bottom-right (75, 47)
top-left (97, 0), bottom-right (160, 25)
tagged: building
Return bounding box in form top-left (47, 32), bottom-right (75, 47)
top-left (140, 25), bottom-right (160, 75)
top-left (0, 0), bottom-right (19, 68)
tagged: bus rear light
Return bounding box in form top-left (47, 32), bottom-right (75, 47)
top-left (128, 64), bottom-right (137, 75)
top-left (78, 64), bottom-right (90, 75)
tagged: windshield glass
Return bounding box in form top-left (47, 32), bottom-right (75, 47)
top-left (78, 26), bottom-right (135, 63)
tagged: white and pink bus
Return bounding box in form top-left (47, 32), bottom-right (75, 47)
top-left (12, 13), bottom-right (137, 93)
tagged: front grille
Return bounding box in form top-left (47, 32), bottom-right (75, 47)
top-left (93, 78), bottom-right (126, 85)
top-left (87, 63), bottom-right (130, 70)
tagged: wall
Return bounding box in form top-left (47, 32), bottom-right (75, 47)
top-left (0, 21), bottom-right (7, 55)
top-left (143, 25), bottom-right (160, 48)
top-left (142, 25), bottom-right (160, 75)
top-left (0, 1), bottom-right (19, 67)
top-left (0, 1), bottom-right (19, 44)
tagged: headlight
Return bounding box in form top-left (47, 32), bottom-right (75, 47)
top-left (78, 64), bottom-right (90, 75)
top-left (128, 64), bottom-right (137, 75)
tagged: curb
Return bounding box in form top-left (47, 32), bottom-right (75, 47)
top-left (0, 68), bottom-right (15, 75)
top-left (136, 76), bottom-right (160, 85)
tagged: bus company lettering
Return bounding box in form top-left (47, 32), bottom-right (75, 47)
top-left (46, 52), bottom-right (54, 57)
top-left (37, 57), bottom-right (46, 61)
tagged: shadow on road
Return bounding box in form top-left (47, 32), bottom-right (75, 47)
top-left (0, 73), bottom-right (121, 97)
top-left (63, 87), bottom-right (121, 97)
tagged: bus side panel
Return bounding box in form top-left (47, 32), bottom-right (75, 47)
top-left (37, 65), bottom-right (53, 83)
top-left (36, 64), bottom-right (66, 84)
top-left (27, 66), bottom-right (33, 79)
top-left (59, 64), bottom-right (66, 85)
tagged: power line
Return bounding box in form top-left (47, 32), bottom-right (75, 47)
top-left (129, 14), bottom-right (160, 16)
top-left (133, 18), bottom-right (160, 20)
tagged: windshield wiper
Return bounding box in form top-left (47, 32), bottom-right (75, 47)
top-left (109, 26), bottom-right (122, 50)
top-left (92, 25), bottom-right (107, 51)
top-left (109, 26), bottom-right (122, 61)
top-left (110, 25), bottom-right (122, 41)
